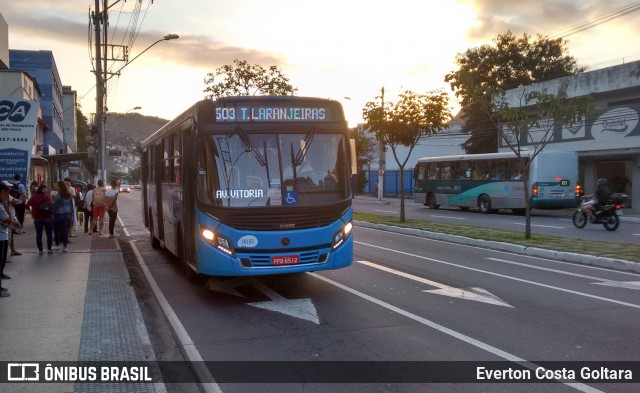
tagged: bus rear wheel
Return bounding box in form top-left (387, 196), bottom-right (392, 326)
top-left (478, 195), bottom-right (493, 214)
top-left (426, 194), bottom-right (439, 209)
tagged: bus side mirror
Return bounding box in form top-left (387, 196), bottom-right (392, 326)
top-left (349, 138), bottom-right (357, 175)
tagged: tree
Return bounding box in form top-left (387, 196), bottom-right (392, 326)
top-left (363, 90), bottom-right (452, 222)
top-left (204, 59), bottom-right (297, 99)
top-left (445, 31), bottom-right (585, 153)
top-left (75, 107), bottom-right (96, 177)
top-left (489, 89), bottom-right (594, 238)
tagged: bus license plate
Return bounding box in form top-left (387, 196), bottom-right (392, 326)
top-left (272, 255), bottom-right (299, 265)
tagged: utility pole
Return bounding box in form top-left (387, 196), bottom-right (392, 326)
top-left (93, 0), bottom-right (105, 183)
top-left (378, 86), bottom-right (385, 202)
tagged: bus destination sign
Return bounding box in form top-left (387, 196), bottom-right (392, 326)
top-left (215, 104), bottom-right (334, 123)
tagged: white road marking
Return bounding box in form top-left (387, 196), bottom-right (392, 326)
top-left (355, 241), bottom-right (640, 310)
top-left (487, 257), bottom-right (640, 291)
top-left (247, 282), bottom-right (320, 324)
top-left (375, 210), bottom-right (398, 214)
top-left (357, 260), bottom-right (512, 307)
top-left (357, 225), bottom-right (640, 277)
top-left (485, 257), bottom-right (605, 280)
top-left (310, 272), bottom-right (601, 393)
top-left (431, 215), bottom-right (465, 220)
top-left (593, 281), bottom-right (640, 290)
top-left (117, 214), bottom-right (130, 237)
top-left (130, 241), bottom-right (223, 393)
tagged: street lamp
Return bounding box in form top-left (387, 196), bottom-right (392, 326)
top-left (96, 34), bottom-right (179, 183)
top-left (114, 34), bottom-right (180, 76)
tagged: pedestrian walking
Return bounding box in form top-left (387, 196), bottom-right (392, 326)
top-left (90, 180), bottom-right (107, 235)
top-left (0, 181), bottom-right (12, 297)
top-left (7, 193), bottom-right (22, 258)
top-left (26, 184), bottom-right (54, 255)
top-left (53, 180), bottom-right (73, 252)
top-left (105, 180), bottom-right (119, 238)
top-left (83, 184), bottom-right (95, 233)
top-left (29, 180), bottom-right (39, 197)
top-left (12, 174), bottom-right (27, 233)
top-left (64, 179), bottom-right (77, 237)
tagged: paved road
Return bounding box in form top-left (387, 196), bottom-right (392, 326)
top-left (118, 192), bottom-right (640, 393)
top-left (353, 197), bottom-right (640, 244)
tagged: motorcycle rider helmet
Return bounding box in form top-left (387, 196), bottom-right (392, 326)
top-left (597, 178), bottom-right (608, 186)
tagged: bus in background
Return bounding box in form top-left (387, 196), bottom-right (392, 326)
top-left (413, 150), bottom-right (580, 214)
top-left (141, 96), bottom-right (354, 277)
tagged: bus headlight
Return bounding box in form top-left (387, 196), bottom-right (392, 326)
top-left (332, 221), bottom-right (353, 250)
top-left (200, 225), bottom-right (235, 257)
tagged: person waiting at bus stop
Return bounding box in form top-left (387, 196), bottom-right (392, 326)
top-left (584, 178), bottom-right (613, 222)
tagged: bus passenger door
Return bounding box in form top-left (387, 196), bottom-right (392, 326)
top-left (154, 143), bottom-right (165, 244)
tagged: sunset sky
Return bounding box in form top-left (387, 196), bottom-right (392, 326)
top-left (2, 0), bottom-right (639, 127)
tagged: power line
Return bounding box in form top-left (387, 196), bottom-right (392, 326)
top-left (550, 1), bottom-right (640, 39)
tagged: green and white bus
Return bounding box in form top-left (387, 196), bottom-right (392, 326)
top-left (413, 150), bottom-right (581, 214)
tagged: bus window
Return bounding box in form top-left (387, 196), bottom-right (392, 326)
top-left (471, 161), bottom-right (489, 180)
top-left (440, 162), bottom-right (453, 180)
top-left (174, 134), bottom-right (182, 184)
top-left (492, 159), bottom-right (509, 180)
top-left (455, 162), bottom-right (471, 179)
top-left (163, 137), bottom-right (172, 183)
top-left (416, 165), bottom-right (426, 181)
top-left (427, 163), bottom-right (439, 180)
top-left (511, 159), bottom-right (526, 180)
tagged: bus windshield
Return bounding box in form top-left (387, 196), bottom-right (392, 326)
top-left (197, 132), bottom-right (349, 207)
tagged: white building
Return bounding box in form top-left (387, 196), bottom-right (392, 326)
top-left (500, 60), bottom-right (640, 213)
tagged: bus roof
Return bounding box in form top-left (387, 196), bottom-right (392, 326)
top-left (415, 150), bottom-right (577, 164)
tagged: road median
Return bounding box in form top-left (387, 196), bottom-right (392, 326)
top-left (354, 213), bottom-right (640, 273)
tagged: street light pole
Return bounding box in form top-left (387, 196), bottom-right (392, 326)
top-left (93, 18), bottom-right (178, 183)
top-left (93, 0), bottom-right (105, 184)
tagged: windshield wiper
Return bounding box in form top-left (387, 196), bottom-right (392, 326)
top-left (293, 127), bottom-right (317, 166)
top-left (236, 125), bottom-right (267, 166)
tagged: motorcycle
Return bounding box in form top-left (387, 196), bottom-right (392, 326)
top-left (572, 193), bottom-right (627, 231)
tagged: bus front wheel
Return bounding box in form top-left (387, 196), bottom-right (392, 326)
top-left (478, 195), bottom-right (493, 214)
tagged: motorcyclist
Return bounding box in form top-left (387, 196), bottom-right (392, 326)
top-left (584, 178), bottom-right (613, 222)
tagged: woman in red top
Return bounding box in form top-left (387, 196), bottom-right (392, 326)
top-left (25, 184), bottom-right (54, 255)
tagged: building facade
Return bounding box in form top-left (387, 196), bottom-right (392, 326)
top-left (10, 50), bottom-right (64, 155)
top-left (500, 60), bottom-right (640, 213)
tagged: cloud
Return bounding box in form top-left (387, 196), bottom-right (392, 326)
top-left (2, 5), bottom-right (286, 71)
top-left (467, 0), bottom-right (639, 41)
top-left (142, 32), bottom-right (286, 70)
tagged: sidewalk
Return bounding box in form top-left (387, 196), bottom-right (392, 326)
top-left (0, 223), bottom-right (162, 392)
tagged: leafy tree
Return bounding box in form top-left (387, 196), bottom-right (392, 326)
top-left (363, 90), bottom-right (452, 221)
top-left (75, 107), bottom-right (96, 177)
top-left (204, 59), bottom-right (297, 99)
top-left (489, 89), bottom-right (594, 238)
top-left (445, 31), bottom-right (585, 153)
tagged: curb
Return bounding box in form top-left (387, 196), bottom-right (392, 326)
top-left (354, 220), bottom-right (640, 273)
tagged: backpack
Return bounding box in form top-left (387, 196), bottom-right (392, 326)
top-left (10, 182), bottom-right (20, 199)
top-left (93, 187), bottom-right (106, 207)
top-left (76, 194), bottom-right (85, 210)
top-left (40, 199), bottom-right (52, 215)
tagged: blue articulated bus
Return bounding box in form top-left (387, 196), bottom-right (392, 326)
top-left (141, 96), bottom-right (354, 276)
